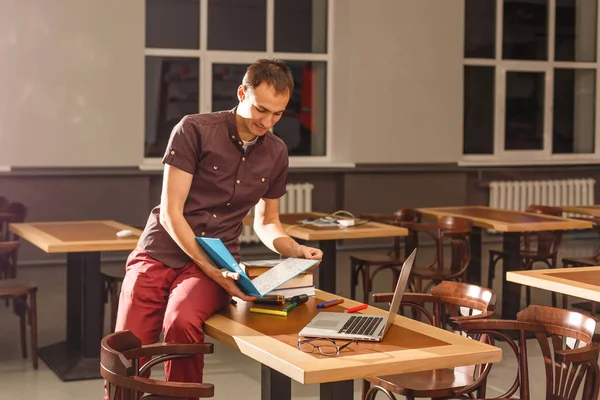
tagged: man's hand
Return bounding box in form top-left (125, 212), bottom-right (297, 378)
top-left (296, 245), bottom-right (323, 272)
top-left (208, 269), bottom-right (258, 302)
top-left (297, 244), bottom-right (323, 260)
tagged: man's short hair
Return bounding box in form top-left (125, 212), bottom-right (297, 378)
top-left (242, 59), bottom-right (294, 95)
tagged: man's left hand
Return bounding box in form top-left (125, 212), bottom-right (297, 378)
top-left (297, 244), bottom-right (323, 260)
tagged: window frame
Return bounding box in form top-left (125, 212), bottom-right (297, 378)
top-left (461, 0), bottom-right (600, 166)
top-left (140, 0), bottom-right (335, 170)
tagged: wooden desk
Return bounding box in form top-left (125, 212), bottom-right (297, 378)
top-left (244, 212), bottom-right (408, 294)
top-left (507, 266), bottom-right (600, 303)
top-left (9, 220), bottom-right (141, 381)
top-left (560, 205), bottom-right (600, 217)
top-left (204, 290), bottom-right (501, 400)
top-left (418, 206), bottom-right (592, 319)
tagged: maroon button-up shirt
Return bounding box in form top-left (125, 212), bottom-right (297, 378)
top-left (138, 109), bottom-right (289, 268)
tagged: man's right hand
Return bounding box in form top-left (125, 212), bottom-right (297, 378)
top-left (210, 269), bottom-right (258, 302)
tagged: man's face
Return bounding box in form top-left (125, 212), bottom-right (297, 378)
top-left (237, 83), bottom-right (290, 137)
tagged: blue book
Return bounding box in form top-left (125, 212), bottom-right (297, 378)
top-left (196, 237), bottom-right (318, 297)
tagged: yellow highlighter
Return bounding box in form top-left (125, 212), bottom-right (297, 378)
top-left (250, 307), bottom-right (288, 317)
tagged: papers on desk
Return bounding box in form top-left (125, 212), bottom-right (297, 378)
top-left (196, 237), bottom-right (318, 297)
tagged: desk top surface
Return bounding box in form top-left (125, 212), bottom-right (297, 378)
top-left (507, 267), bottom-right (600, 302)
top-left (9, 220), bottom-right (141, 253)
top-left (560, 205), bottom-right (600, 217)
top-left (204, 290), bottom-right (501, 384)
top-left (244, 212), bottom-right (408, 241)
top-left (418, 206), bottom-right (592, 232)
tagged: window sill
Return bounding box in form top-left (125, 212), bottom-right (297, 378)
top-left (139, 158), bottom-right (355, 171)
top-left (459, 157), bottom-right (600, 167)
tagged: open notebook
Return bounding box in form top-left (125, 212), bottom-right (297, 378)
top-left (196, 237), bottom-right (318, 297)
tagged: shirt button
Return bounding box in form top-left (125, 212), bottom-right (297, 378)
top-left (238, 141), bottom-right (242, 145)
top-left (226, 202), bottom-right (231, 207)
top-left (170, 150), bottom-right (175, 155)
top-left (231, 135), bottom-right (235, 139)
top-left (236, 179), bottom-right (240, 184)
top-left (242, 157), bottom-right (246, 161)
top-left (213, 166), bottom-right (218, 170)
top-left (201, 232), bottom-right (206, 236)
top-left (213, 214), bottom-right (217, 218)
top-left (261, 178), bottom-right (265, 182)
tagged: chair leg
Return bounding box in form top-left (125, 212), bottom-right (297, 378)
top-left (550, 257), bottom-right (558, 308)
top-left (29, 290), bottom-right (38, 369)
top-left (487, 255), bottom-right (499, 290)
top-left (109, 281), bottom-right (120, 332)
top-left (19, 297), bottom-right (27, 359)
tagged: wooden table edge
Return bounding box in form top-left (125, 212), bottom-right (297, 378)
top-left (507, 269), bottom-right (600, 303)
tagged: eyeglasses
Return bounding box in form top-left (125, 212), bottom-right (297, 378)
top-left (297, 337), bottom-right (357, 356)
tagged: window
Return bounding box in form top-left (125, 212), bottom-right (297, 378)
top-left (463, 0), bottom-right (599, 164)
top-left (144, 0), bottom-right (331, 160)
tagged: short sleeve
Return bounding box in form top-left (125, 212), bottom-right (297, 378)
top-left (262, 151), bottom-right (289, 199)
top-left (162, 116), bottom-right (200, 174)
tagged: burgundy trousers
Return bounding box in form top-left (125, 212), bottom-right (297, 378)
top-left (115, 248), bottom-right (230, 385)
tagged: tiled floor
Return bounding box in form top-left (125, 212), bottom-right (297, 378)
top-left (0, 234), bottom-right (597, 399)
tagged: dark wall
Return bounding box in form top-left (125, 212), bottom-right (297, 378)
top-left (3, 163), bottom-right (600, 264)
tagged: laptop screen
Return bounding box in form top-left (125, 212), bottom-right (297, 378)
top-left (381, 249), bottom-right (416, 337)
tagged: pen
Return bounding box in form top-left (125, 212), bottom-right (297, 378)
top-left (283, 302), bottom-right (298, 313)
top-left (250, 307), bottom-right (288, 317)
top-left (345, 304), bottom-right (368, 313)
top-left (317, 299), bottom-right (344, 309)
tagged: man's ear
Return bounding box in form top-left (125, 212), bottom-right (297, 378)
top-left (237, 85), bottom-right (245, 102)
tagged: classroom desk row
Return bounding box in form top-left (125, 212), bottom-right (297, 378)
top-left (9, 205), bottom-right (599, 386)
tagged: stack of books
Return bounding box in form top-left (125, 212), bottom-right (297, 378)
top-left (241, 259), bottom-right (316, 297)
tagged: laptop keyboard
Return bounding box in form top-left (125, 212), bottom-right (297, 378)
top-left (338, 316), bottom-right (384, 336)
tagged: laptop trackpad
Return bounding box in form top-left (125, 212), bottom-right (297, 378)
top-left (312, 319), bottom-right (341, 329)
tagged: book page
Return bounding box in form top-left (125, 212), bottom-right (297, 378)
top-left (251, 258), bottom-right (317, 296)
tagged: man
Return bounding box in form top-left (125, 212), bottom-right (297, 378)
top-left (115, 59), bottom-right (323, 387)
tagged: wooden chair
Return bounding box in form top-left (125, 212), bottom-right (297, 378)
top-left (0, 242), bottom-right (38, 369)
top-left (363, 281), bottom-right (496, 400)
top-left (0, 202), bottom-right (28, 245)
top-left (101, 330), bottom-right (215, 399)
top-left (561, 216), bottom-right (600, 314)
top-left (488, 205), bottom-right (564, 307)
top-left (349, 209), bottom-right (421, 302)
top-left (406, 216), bottom-right (473, 293)
top-left (447, 305), bottom-right (600, 400)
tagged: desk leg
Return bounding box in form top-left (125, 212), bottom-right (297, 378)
top-left (467, 227), bottom-right (482, 285)
top-left (38, 251), bottom-right (103, 381)
top-left (261, 364), bottom-right (291, 400)
top-left (320, 380), bottom-right (354, 400)
top-left (501, 232), bottom-right (522, 320)
top-left (318, 240), bottom-right (337, 294)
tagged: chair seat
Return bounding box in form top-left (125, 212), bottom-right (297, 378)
top-left (562, 256), bottom-right (600, 267)
top-left (349, 251), bottom-right (403, 265)
top-left (0, 279), bottom-right (37, 296)
top-left (367, 369), bottom-right (475, 397)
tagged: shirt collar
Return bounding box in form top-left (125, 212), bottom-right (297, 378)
top-left (226, 107), bottom-right (266, 147)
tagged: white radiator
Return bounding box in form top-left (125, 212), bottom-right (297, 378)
top-left (240, 182), bottom-right (315, 244)
top-left (489, 179), bottom-right (595, 213)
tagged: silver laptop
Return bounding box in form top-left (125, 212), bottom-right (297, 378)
top-left (299, 249), bottom-right (416, 342)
